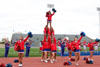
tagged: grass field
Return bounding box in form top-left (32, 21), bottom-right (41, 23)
top-left (0, 47), bottom-right (100, 57)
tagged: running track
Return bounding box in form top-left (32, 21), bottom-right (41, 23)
top-left (0, 56), bottom-right (100, 67)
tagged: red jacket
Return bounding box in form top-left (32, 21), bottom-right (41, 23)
top-left (66, 40), bottom-right (72, 50)
top-left (46, 12), bottom-right (55, 21)
top-left (88, 42), bottom-right (97, 50)
top-left (44, 27), bottom-right (50, 34)
top-left (43, 27), bottom-right (50, 42)
top-left (14, 36), bottom-right (29, 50)
top-left (51, 37), bottom-right (57, 51)
top-left (43, 42), bottom-right (50, 49)
top-left (71, 36), bottom-right (83, 50)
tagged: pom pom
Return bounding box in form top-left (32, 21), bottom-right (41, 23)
top-left (95, 38), bottom-right (100, 42)
top-left (14, 59), bottom-right (19, 63)
top-left (6, 63), bottom-right (12, 67)
top-left (80, 32), bottom-right (86, 36)
top-left (28, 32), bottom-right (33, 38)
top-left (52, 8), bottom-right (56, 13)
top-left (63, 62), bottom-right (69, 66)
top-left (63, 61), bottom-right (72, 66)
top-left (70, 58), bottom-right (75, 61)
top-left (0, 63), bottom-right (5, 67)
top-left (68, 61), bottom-right (72, 65)
top-left (89, 60), bottom-right (93, 64)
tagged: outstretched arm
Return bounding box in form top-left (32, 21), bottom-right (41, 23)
top-left (51, 12), bottom-right (55, 16)
top-left (78, 36), bottom-right (83, 43)
top-left (24, 36), bottom-right (29, 42)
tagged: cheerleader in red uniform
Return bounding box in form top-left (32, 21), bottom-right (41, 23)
top-left (43, 36), bottom-right (51, 63)
top-left (14, 32), bottom-right (33, 67)
top-left (66, 40), bottom-right (72, 60)
top-left (46, 8), bottom-right (56, 28)
top-left (43, 25), bottom-right (50, 41)
top-left (40, 41), bottom-right (45, 62)
top-left (71, 32), bottom-right (85, 65)
top-left (87, 39), bottom-right (100, 61)
top-left (50, 36), bottom-right (57, 63)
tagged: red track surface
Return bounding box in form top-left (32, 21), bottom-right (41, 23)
top-left (0, 56), bottom-right (100, 67)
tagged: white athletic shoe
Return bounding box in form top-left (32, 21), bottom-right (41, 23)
top-left (19, 64), bottom-right (22, 67)
top-left (50, 60), bottom-right (53, 63)
top-left (69, 58), bottom-right (71, 60)
top-left (44, 60), bottom-right (48, 63)
top-left (41, 59), bottom-right (44, 62)
top-left (53, 59), bottom-right (57, 62)
top-left (76, 63), bottom-right (79, 65)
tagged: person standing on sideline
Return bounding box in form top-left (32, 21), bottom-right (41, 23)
top-left (25, 40), bottom-right (32, 57)
top-left (60, 39), bottom-right (66, 57)
top-left (5, 39), bottom-right (10, 58)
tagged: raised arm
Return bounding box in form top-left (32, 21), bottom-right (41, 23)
top-left (78, 32), bottom-right (86, 43)
top-left (51, 12), bottom-right (55, 16)
top-left (24, 36), bottom-right (29, 42)
top-left (24, 32), bottom-right (33, 42)
top-left (78, 36), bottom-right (83, 43)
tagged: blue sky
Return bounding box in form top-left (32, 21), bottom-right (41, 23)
top-left (0, 0), bottom-right (100, 40)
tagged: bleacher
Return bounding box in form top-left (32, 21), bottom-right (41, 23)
top-left (11, 33), bottom-right (92, 47)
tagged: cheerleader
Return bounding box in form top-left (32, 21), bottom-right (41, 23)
top-left (50, 36), bottom-right (57, 63)
top-left (66, 40), bottom-right (72, 60)
top-left (46, 8), bottom-right (56, 28)
top-left (60, 39), bottom-right (66, 57)
top-left (87, 39), bottom-right (100, 61)
top-left (44, 25), bottom-right (50, 41)
top-left (14, 32), bottom-right (33, 67)
top-left (71, 32), bottom-right (85, 65)
top-left (43, 37), bottom-right (51, 63)
top-left (40, 41), bottom-right (45, 62)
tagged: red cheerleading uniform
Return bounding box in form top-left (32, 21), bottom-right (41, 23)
top-left (50, 29), bottom-right (55, 36)
top-left (43, 27), bottom-right (50, 42)
top-left (40, 41), bottom-right (44, 50)
top-left (46, 12), bottom-right (55, 21)
top-left (51, 37), bottom-right (57, 51)
top-left (87, 42), bottom-right (98, 51)
top-left (44, 27), bottom-right (50, 34)
top-left (43, 35), bottom-right (51, 50)
top-left (14, 36), bottom-right (29, 51)
top-left (43, 41), bottom-right (50, 49)
top-left (66, 40), bottom-right (72, 50)
top-left (71, 36), bottom-right (83, 51)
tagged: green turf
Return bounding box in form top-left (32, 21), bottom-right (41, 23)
top-left (0, 47), bottom-right (100, 57)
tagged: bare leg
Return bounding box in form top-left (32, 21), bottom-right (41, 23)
top-left (44, 51), bottom-right (48, 63)
top-left (20, 53), bottom-right (24, 64)
top-left (41, 52), bottom-right (44, 60)
top-left (69, 51), bottom-right (72, 59)
top-left (77, 52), bottom-right (80, 61)
top-left (18, 53), bottom-right (21, 64)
